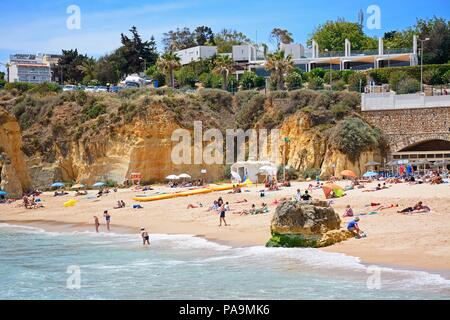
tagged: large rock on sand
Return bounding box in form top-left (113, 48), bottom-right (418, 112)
top-left (266, 200), bottom-right (352, 248)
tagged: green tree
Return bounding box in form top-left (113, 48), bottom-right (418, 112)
top-left (285, 69), bottom-right (303, 90)
top-left (309, 19), bottom-right (377, 51)
top-left (265, 50), bottom-right (294, 90)
top-left (157, 52), bottom-right (182, 88)
top-left (162, 27), bottom-right (196, 52)
top-left (77, 57), bottom-right (97, 84)
top-left (120, 26), bottom-right (159, 75)
top-left (239, 71), bottom-right (258, 89)
top-left (214, 29), bottom-right (251, 53)
top-left (348, 72), bottom-right (367, 92)
top-left (52, 49), bottom-right (88, 84)
top-left (416, 17), bottom-right (450, 64)
top-left (194, 26), bottom-right (215, 45)
top-left (270, 28), bottom-right (294, 48)
top-left (213, 55), bottom-right (235, 91)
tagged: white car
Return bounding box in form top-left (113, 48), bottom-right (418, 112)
top-left (96, 86), bottom-right (108, 92)
top-left (62, 85), bottom-right (77, 92)
top-left (85, 86), bottom-right (96, 92)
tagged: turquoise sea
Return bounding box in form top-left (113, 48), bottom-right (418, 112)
top-left (0, 223), bottom-right (449, 300)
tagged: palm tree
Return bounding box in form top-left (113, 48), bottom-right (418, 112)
top-left (156, 52), bottom-right (181, 88)
top-left (213, 55), bottom-right (234, 91)
top-left (77, 58), bottom-right (97, 82)
top-left (265, 50), bottom-right (294, 90)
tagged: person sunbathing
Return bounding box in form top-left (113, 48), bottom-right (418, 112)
top-left (234, 199), bottom-right (248, 204)
top-left (374, 203), bottom-right (398, 211)
top-left (75, 190), bottom-right (88, 196)
top-left (363, 184), bottom-right (382, 192)
top-left (235, 204), bottom-right (257, 216)
top-left (187, 203), bottom-right (203, 209)
top-left (398, 201), bottom-right (431, 214)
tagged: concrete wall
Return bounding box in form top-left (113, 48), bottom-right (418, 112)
top-left (362, 92), bottom-right (450, 111)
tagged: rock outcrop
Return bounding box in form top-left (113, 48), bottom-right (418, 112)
top-left (0, 108), bottom-right (31, 196)
top-left (266, 200), bottom-right (352, 248)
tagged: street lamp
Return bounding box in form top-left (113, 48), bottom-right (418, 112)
top-left (419, 38), bottom-right (430, 93)
top-left (139, 57), bottom-right (146, 73)
top-left (387, 46), bottom-right (391, 68)
top-left (324, 49), bottom-right (332, 90)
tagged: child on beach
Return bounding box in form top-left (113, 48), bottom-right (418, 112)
top-left (343, 205), bottom-right (354, 217)
top-left (141, 228), bottom-right (150, 246)
top-left (94, 216), bottom-right (100, 233)
top-left (219, 203), bottom-right (228, 227)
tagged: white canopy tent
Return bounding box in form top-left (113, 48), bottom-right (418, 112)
top-left (230, 160), bottom-right (277, 183)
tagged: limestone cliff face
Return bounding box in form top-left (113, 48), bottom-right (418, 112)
top-left (26, 104), bottom-right (224, 188)
top-left (0, 108), bottom-right (31, 196)
top-left (280, 113), bottom-right (382, 179)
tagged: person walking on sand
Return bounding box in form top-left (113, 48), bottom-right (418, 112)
top-left (141, 228), bottom-right (150, 246)
top-left (103, 210), bottom-right (111, 231)
top-left (219, 203), bottom-right (228, 227)
top-left (94, 216), bottom-right (100, 233)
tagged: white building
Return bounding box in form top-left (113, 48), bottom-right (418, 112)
top-left (280, 43), bottom-right (305, 60)
top-left (8, 63), bottom-right (52, 83)
top-left (175, 46), bottom-right (218, 65)
top-left (7, 53), bottom-right (58, 83)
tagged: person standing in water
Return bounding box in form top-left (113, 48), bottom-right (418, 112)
top-left (93, 216), bottom-right (100, 233)
top-left (103, 210), bottom-right (111, 231)
top-left (141, 228), bottom-right (150, 246)
top-left (219, 203), bottom-right (228, 227)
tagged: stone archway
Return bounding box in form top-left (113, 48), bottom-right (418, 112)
top-left (387, 133), bottom-right (450, 153)
top-left (399, 139), bottom-right (450, 152)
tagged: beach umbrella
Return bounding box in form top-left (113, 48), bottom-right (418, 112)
top-left (165, 175), bottom-right (179, 180)
top-left (322, 183), bottom-right (344, 199)
top-left (178, 173), bottom-right (191, 179)
top-left (258, 166), bottom-right (277, 175)
top-left (365, 161), bottom-right (381, 167)
top-left (70, 184), bottom-right (85, 190)
top-left (230, 171), bottom-right (242, 182)
top-left (92, 182), bottom-right (106, 188)
top-left (340, 170), bottom-right (357, 178)
top-left (0, 191), bottom-right (8, 196)
top-left (51, 182), bottom-right (65, 188)
top-left (363, 171), bottom-right (378, 178)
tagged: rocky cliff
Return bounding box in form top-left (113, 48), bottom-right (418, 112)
top-left (0, 108), bottom-right (31, 197)
top-left (0, 88), bottom-right (386, 192)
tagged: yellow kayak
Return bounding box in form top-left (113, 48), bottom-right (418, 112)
top-left (133, 181), bottom-right (252, 202)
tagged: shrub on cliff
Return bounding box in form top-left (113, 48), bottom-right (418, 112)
top-left (199, 89), bottom-right (232, 112)
top-left (82, 101), bottom-right (107, 120)
top-left (329, 117), bottom-right (382, 162)
top-left (397, 78), bottom-right (421, 94)
top-left (307, 77), bottom-right (324, 90)
top-left (235, 93), bottom-right (265, 130)
top-left (348, 73), bottom-right (367, 92)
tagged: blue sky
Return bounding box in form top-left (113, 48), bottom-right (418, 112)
top-left (0, 0), bottom-right (449, 72)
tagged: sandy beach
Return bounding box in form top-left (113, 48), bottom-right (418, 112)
top-left (1, 181), bottom-right (449, 274)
